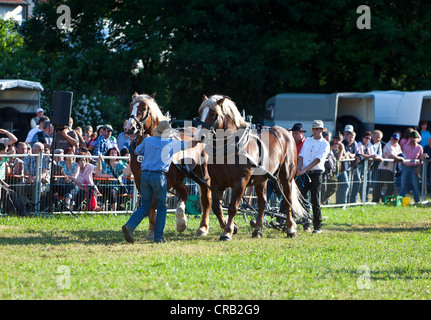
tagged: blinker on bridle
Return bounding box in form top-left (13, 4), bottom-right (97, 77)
top-left (128, 106), bottom-right (151, 137)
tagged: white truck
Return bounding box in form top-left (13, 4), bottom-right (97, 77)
top-left (263, 92), bottom-right (375, 138)
top-left (0, 79), bottom-right (44, 142)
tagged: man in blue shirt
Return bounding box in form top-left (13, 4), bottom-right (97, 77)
top-left (122, 121), bottom-right (190, 243)
top-left (93, 124), bottom-right (118, 156)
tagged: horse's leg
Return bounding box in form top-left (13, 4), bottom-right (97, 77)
top-left (146, 198), bottom-right (157, 240)
top-left (251, 182), bottom-right (267, 239)
top-left (174, 182), bottom-right (188, 233)
top-left (196, 181), bottom-right (212, 236)
top-left (211, 185), bottom-right (228, 232)
top-left (195, 164), bottom-right (212, 236)
top-left (219, 182), bottom-right (246, 241)
top-left (280, 169), bottom-right (298, 238)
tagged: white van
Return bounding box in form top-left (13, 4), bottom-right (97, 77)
top-left (263, 92), bottom-right (375, 137)
top-left (0, 79), bottom-right (44, 141)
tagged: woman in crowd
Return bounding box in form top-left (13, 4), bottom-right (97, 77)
top-left (95, 147), bottom-right (126, 211)
top-left (72, 150), bottom-right (103, 211)
top-left (57, 147), bottom-right (79, 209)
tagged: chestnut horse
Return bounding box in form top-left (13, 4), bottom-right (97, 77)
top-left (195, 95), bottom-right (307, 241)
top-left (124, 92), bottom-right (216, 237)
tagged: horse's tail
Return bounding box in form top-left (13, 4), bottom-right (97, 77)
top-left (290, 179), bottom-right (308, 220)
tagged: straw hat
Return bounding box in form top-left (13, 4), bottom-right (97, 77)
top-left (310, 120), bottom-right (326, 130)
top-left (154, 120), bottom-right (173, 137)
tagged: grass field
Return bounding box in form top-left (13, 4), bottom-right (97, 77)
top-left (1, 205), bottom-right (431, 300)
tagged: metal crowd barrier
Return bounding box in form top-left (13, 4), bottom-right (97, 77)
top-left (1, 153), bottom-right (430, 216)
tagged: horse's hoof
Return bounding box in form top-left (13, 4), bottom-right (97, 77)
top-left (286, 232), bottom-right (298, 238)
top-left (233, 223), bottom-right (238, 234)
top-left (146, 230), bottom-right (154, 240)
top-left (249, 220), bottom-right (256, 228)
top-left (196, 228), bottom-right (209, 237)
top-left (252, 230), bottom-right (262, 239)
top-left (219, 235), bottom-right (231, 241)
top-left (176, 222), bottom-right (187, 233)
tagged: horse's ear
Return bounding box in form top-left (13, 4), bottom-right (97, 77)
top-left (132, 92), bottom-right (138, 99)
top-left (217, 96), bottom-right (226, 106)
top-left (150, 92), bottom-right (156, 99)
top-left (202, 95), bottom-right (208, 101)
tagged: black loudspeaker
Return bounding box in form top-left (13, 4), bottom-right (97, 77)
top-left (51, 91), bottom-right (73, 127)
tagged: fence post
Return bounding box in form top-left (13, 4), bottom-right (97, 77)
top-left (131, 180), bottom-right (138, 212)
top-left (361, 160), bottom-right (368, 204)
top-left (34, 152), bottom-right (43, 213)
top-left (421, 159), bottom-right (427, 202)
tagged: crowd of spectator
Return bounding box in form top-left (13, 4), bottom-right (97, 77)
top-left (2, 108), bottom-right (431, 215)
top-left (0, 108), bottom-right (133, 214)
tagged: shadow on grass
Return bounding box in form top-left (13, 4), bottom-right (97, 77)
top-left (0, 228), bottom-right (225, 246)
top-left (328, 224), bottom-right (431, 233)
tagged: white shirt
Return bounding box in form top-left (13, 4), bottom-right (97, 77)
top-left (25, 127), bottom-right (41, 143)
top-left (298, 137), bottom-right (330, 172)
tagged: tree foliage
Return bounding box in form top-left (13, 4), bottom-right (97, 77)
top-left (2, 0), bottom-right (431, 130)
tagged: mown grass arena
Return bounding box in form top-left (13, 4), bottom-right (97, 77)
top-left (1, 204), bottom-right (430, 300)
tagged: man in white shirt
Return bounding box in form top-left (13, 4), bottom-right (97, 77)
top-left (25, 116), bottom-right (48, 143)
top-left (296, 120), bottom-right (330, 234)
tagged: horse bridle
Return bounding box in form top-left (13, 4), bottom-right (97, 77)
top-left (128, 107), bottom-right (151, 139)
top-left (193, 113), bottom-right (223, 132)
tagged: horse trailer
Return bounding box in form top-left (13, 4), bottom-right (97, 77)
top-left (263, 92), bottom-right (375, 138)
top-left (0, 79), bottom-right (44, 142)
top-left (371, 90), bottom-right (431, 138)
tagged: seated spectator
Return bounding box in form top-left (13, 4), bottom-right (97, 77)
top-left (372, 133), bottom-right (405, 202)
top-left (95, 147), bottom-right (126, 211)
top-left (93, 124), bottom-right (118, 156)
top-left (72, 151), bottom-right (103, 211)
top-left (30, 120), bottom-right (54, 146)
top-left (56, 148), bottom-right (78, 209)
top-left (120, 148), bottom-right (134, 195)
top-left (25, 116), bottom-right (48, 144)
top-left (22, 142), bottom-right (50, 210)
top-left (0, 128), bottom-right (18, 146)
top-left (400, 130), bottom-right (426, 203)
top-left (0, 144), bottom-right (25, 216)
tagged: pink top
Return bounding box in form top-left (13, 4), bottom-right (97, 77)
top-left (75, 163), bottom-right (96, 189)
top-left (402, 143), bottom-right (423, 167)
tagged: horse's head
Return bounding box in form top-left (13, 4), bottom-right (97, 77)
top-left (125, 92), bottom-right (170, 140)
top-left (195, 95), bottom-right (249, 141)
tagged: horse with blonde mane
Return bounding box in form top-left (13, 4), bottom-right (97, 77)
top-left (195, 94), bottom-right (307, 241)
top-left (124, 92), bottom-right (214, 237)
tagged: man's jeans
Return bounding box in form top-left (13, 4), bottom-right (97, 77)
top-left (336, 170), bottom-right (350, 204)
top-left (400, 166), bottom-right (420, 203)
top-left (125, 170), bottom-right (168, 241)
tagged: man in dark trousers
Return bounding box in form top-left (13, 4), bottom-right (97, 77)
top-left (296, 120), bottom-right (330, 233)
